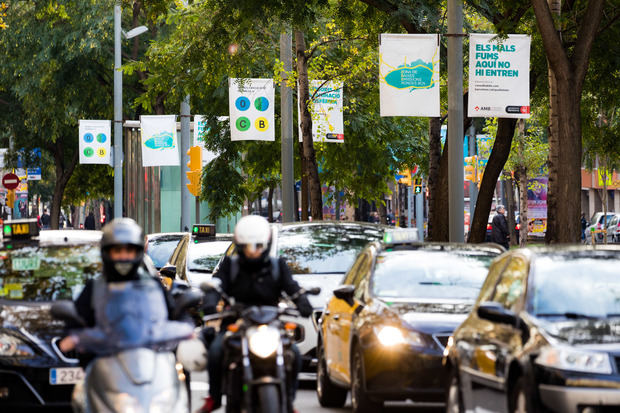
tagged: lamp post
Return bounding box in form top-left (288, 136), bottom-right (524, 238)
top-left (113, 1), bottom-right (148, 219)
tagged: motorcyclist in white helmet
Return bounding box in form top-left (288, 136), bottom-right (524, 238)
top-left (200, 215), bottom-right (313, 413)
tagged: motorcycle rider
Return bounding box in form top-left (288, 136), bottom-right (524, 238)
top-left (200, 215), bottom-right (313, 413)
top-left (58, 217), bottom-right (193, 355)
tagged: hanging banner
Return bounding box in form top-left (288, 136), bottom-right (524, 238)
top-left (379, 34), bottom-right (440, 117)
top-left (140, 115), bottom-right (179, 167)
top-left (193, 115), bottom-right (225, 166)
top-left (79, 120), bottom-right (111, 164)
top-left (229, 78), bottom-right (275, 141)
top-left (298, 80), bottom-right (344, 143)
top-left (527, 177), bottom-right (547, 237)
top-left (468, 34), bottom-right (531, 118)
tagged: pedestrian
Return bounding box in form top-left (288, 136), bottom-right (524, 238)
top-left (491, 205), bottom-right (510, 249)
top-left (40, 209), bottom-right (51, 229)
top-left (580, 213), bottom-right (587, 241)
top-left (84, 211), bottom-right (96, 230)
top-left (59, 213), bottom-right (65, 229)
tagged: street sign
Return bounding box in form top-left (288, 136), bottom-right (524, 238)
top-left (2, 173), bottom-right (20, 190)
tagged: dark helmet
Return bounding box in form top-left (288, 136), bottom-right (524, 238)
top-left (101, 218), bottom-right (145, 282)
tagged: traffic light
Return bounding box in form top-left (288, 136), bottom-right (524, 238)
top-left (186, 146), bottom-right (202, 196)
top-left (413, 178), bottom-right (423, 194)
top-left (464, 156), bottom-right (477, 183)
top-left (6, 189), bottom-right (15, 209)
top-left (398, 169), bottom-right (411, 186)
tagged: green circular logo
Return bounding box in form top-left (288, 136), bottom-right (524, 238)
top-left (236, 117), bottom-right (251, 131)
top-left (83, 147), bottom-right (94, 157)
top-left (96, 133), bottom-right (107, 143)
top-left (254, 97), bottom-right (269, 111)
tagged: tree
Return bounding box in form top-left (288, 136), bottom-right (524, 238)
top-left (531, 0), bottom-right (607, 243)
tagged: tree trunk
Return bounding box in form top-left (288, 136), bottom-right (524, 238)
top-left (504, 175), bottom-right (517, 246)
top-left (295, 30), bottom-right (323, 220)
top-left (427, 117), bottom-right (444, 240)
top-left (532, 0), bottom-right (605, 243)
top-left (267, 185), bottom-right (274, 223)
top-left (518, 167), bottom-right (529, 246)
top-left (378, 194), bottom-right (388, 225)
top-left (50, 141), bottom-right (78, 230)
top-left (468, 118), bottom-right (517, 243)
top-left (298, 139), bottom-right (309, 221)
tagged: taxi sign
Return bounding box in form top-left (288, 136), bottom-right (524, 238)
top-left (383, 228), bottom-right (419, 244)
top-left (3, 219), bottom-right (39, 240)
top-left (192, 224), bottom-right (216, 238)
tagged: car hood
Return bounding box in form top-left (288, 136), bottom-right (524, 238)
top-left (388, 300), bottom-right (471, 334)
top-left (538, 317), bottom-right (620, 346)
top-left (292, 273), bottom-right (343, 309)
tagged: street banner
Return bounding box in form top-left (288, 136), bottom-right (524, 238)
top-left (527, 177), bottom-right (547, 237)
top-left (193, 115), bottom-right (224, 166)
top-left (379, 34), bottom-right (440, 117)
top-left (79, 120), bottom-right (111, 164)
top-left (229, 78), bottom-right (275, 141)
top-left (468, 34), bottom-right (531, 118)
top-left (298, 80), bottom-right (344, 143)
top-left (140, 115), bottom-right (179, 167)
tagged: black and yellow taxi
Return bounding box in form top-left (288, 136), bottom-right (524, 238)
top-left (316, 229), bottom-right (503, 412)
top-left (0, 219), bottom-right (102, 410)
top-left (160, 224), bottom-right (232, 288)
top-left (444, 246), bottom-right (620, 413)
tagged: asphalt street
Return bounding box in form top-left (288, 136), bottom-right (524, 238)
top-left (190, 372), bottom-right (444, 412)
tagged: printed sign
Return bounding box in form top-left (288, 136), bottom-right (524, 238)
top-left (468, 34), bottom-right (531, 118)
top-left (79, 120), bottom-right (111, 164)
top-left (229, 79), bottom-right (275, 141)
top-left (379, 34), bottom-right (440, 117)
top-left (527, 177), bottom-right (547, 237)
top-left (298, 80), bottom-right (344, 143)
top-left (140, 115), bottom-right (179, 167)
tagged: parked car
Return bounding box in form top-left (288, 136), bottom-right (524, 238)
top-left (605, 213), bottom-right (620, 243)
top-left (316, 232), bottom-right (504, 412)
top-left (585, 212), bottom-right (617, 244)
top-left (146, 232), bottom-right (186, 270)
top-left (0, 222), bottom-right (102, 410)
top-left (445, 246), bottom-right (620, 413)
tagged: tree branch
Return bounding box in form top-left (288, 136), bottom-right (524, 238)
top-left (531, 0), bottom-right (572, 81)
top-left (572, 0), bottom-right (605, 92)
top-left (307, 36), bottom-right (368, 60)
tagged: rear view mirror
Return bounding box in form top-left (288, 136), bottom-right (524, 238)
top-left (333, 285), bottom-right (355, 307)
top-left (159, 264), bottom-right (177, 279)
top-left (51, 301), bottom-right (86, 327)
top-left (477, 302), bottom-right (518, 326)
top-left (172, 289), bottom-right (203, 320)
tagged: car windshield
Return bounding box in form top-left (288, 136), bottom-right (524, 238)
top-left (187, 240), bottom-right (232, 272)
top-left (0, 245), bottom-right (101, 301)
top-left (372, 250), bottom-right (495, 300)
top-left (531, 255), bottom-right (620, 319)
top-left (277, 224), bottom-right (384, 274)
top-left (147, 235), bottom-right (183, 269)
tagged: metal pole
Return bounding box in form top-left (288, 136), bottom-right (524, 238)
top-left (408, 184), bottom-right (413, 228)
top-left (181, 96), bottom-right (191, 231)
top-left (416, 182), bottom-right (424, 240)
top-left (468, 124), bottom-right (478, 222)
top-left (448, 0), bottom-right (464, 242)
top-left (113, 2), bottom-right (123, 219)
top-left (280, 32), bottom-right (295, 223)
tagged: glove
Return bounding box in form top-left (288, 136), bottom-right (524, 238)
top-left (295, 294), bottom-right (313, 318)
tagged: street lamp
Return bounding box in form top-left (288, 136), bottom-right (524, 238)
top-left (114, 3), bottom-right (148, 220)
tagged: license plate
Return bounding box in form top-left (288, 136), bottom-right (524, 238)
top-left (49, 367), bottom-right (84, 385)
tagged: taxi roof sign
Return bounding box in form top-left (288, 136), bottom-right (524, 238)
top-left (383, 228), bottom-right (419, 245)
top-left (192, 224), bottom-right (216, 238)
top-left (3, 219), bottom-right (39, 241)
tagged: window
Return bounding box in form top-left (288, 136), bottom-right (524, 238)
top-left (491, 257), bottom-right (528, 312)
top-left (476, 256), bottom-right (510, 304)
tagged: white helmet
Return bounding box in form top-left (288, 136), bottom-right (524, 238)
top-left (234, 215), bottom-right (271, 255)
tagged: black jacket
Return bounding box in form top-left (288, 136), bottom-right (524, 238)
top-left (210, 255), bottom-right (312, 316)
top-left (84, 214), bottom-right (96, 230)
top-left (491, 213), bottom-right (509, 246)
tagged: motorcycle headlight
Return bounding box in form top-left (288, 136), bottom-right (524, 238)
top-left (0, 333), bottom-right (36, 357)
top-left (535, 346), bottom-right (612, 375)
top-left (112, 392), bottom-right (143, 413)
top-left (248, 325), bottom-right (280, 358)
top-left (149, 388), bottom-right (176, 413)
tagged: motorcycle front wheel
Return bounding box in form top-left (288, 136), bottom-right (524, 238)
top-left (257, 384), bottom-right (281, 413)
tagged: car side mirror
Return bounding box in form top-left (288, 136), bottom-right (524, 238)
top-left (333, 285), bottom-right (355, 307)
top-left (477, 302), bottom-right (518, 326)
top-left (160, 264), bottom-right (177, 279)
top-left (51, 300), bottom-right (86, 327)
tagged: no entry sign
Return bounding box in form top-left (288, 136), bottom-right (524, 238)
top-left (2, 173), bottom-right (20, 190)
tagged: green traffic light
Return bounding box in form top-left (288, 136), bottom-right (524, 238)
top-left (3, 225), bottom-right (10, 236)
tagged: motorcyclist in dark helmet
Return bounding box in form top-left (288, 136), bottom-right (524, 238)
top-left (200, 215), bottom-right (313, 413)
top-left (58, 218), bottom-right (193, 355)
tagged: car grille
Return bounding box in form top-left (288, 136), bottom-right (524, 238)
top-left (433, 334), bottom-right (451, 350)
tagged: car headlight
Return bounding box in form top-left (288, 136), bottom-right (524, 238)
top-left (535, 346), bottom-right (612, 374)
top-left (149, 388), bottom-right (176, 413)
top-left (375, 326), bottom-right (426, 347)
top-left (248, 325), bottom-right (280, 358)
top-left (0, 333), bottom-right (36, 357)
top-left (112, 392), bottom-right (143, 413)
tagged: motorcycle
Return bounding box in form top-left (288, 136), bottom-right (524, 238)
top-left (201, 279), bottom-right (320, 413)
top-left (51, 287), bottom-right (202, 413)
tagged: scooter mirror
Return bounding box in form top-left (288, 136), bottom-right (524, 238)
top-left (51, 300), bottom-right (86, 327)
top-left (200, 278), bottom-right (223, 294)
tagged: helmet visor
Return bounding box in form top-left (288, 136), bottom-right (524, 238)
top-left (239, 243), bottom-right (266, 258)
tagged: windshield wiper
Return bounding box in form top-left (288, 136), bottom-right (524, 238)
top-left (536, 312), bottom-right (599, 320)
top-left (188, 268), bottom-right (213, 273)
